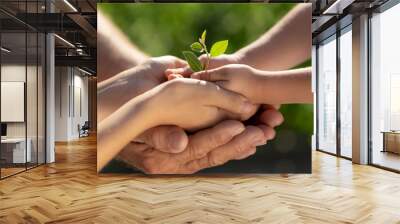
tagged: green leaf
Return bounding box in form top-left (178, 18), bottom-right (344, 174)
top-left (210, 40), bottom-right (228, 57)
top-left (182, 51), bottom-right (203, 72)
top-left (190, 42), bottom-right (203, 53)
top-left (201, 30), bottom-right (206, 44)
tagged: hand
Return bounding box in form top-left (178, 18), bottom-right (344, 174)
top-left (134, 125), bottom-right (189, 153)
top-left (165, 54), bottom-right (242, 78)
top-left (256, 104), bottom-right (284, 128)
top-left (118, 55), bottom-right (189, 96)
top-left (98, 55), bottom-right (192, 155)
top-left (131, 105), bottom-right (284, 155)
top-left (145, 78), bottom-right (258, 131)
top-left (98, 56), bottom-right (188, 122)
top-left (191, 64), bottom-right (264, 104)
top-left (192, 65), bottom-right (313, 105)
top-left (116, 120), bottom-right (275, 174)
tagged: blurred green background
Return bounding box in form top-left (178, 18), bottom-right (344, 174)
top-left (99, 3), bottom-right (313, 136)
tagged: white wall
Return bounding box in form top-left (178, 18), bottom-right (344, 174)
top-left (55, 67), bottom-right (69, 141)
top-left (1, 63), bottom-right (46, 164)
top-left (72, 73), bottom-right (89, 138)
top-left (1, 65), bottom-right (26, 133)
top-left (1, 65), bottom-right (33, 138)
top-left (1, 82), bottom-right (25, 122)
top-left (54, 67), bottom-right (89, 141)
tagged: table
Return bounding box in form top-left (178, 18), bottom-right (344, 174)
top-left (382, 131), bottom-right (400, 154)
top-left (1, 138), bottom-right (31, 164)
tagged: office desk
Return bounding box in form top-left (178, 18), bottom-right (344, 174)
top-left (1, 138), bottom-right (31, 163)
top-left (382, 131), bottom-right (400, 154)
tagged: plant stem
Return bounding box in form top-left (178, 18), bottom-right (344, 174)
top-left (205, 52), bottom-right (210, 71)
top-left (200, 41), bottom-right (210, 71)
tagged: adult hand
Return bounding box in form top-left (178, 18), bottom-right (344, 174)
top-left (116, 102), bottom-right (283, 174)
top-left (134, 126), bottom-right (189, 154)
top-left (144, 78), bottom-right (258, 131)
top-left (99, 55), bottom-right (192, 154)
top-left (103, 57), bottom-right (281, 170)
top-left (132, 105), bottom-right (285, 155)
top-left (116, 120), bottom-right (275, 174)
top-left (124, 79), bottom-right (281, 158)
top-left (98, 56), bottom-right (188, 122)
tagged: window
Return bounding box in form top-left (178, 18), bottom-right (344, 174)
top-left (317, 35), bottom-right (337, 154)
top-left (339, 27), bottom-right (352, 158)
top-left (370, 2), bottom-right (400, 171)
top-left (390, 74), bottom-right (400, 130)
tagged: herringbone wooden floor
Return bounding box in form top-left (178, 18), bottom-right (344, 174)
top-left (1, 135), bottom-right (400, 224)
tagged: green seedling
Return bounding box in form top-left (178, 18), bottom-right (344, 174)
top-left (182, 30), bottom-right (229, 72)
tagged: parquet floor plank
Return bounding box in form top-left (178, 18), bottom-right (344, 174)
top-left (1, 135), bottom-right (400, 223)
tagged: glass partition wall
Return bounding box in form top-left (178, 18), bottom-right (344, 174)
top-left (1, 30), bottom-right (27, 177)
top-left (0, 2), bottom-right (46, 179)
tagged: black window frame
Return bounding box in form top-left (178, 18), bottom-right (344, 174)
top-left (314, 15), bottom-right (353, 161)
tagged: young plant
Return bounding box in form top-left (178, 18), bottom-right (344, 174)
top-left (182, 30), bottom-right (229, 72)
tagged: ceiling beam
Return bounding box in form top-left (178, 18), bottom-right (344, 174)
top-left (55, 55), bottom-right (96, 72)
top-left (67, 13), bottom-right (97, 39)
top-left (323, 0), bottom-right (356, 15)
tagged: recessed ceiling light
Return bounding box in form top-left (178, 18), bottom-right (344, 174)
top-left (1, 47), bottom-right (11, 53)
top-left (78, 67), bottom-right (93, 76)
top-left (63, 0), bottom-right (78, 12)
top-left (323, 0), bottom-right (354, 15)
top-left (54, 34), bottom-right (75, 48)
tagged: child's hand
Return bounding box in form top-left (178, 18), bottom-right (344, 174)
top-left (190, 64), bottom-right (263, 104)
top-left (148, 78), bottom-right (257, 131)
top-left (191, 65), bottom-right (313, 105)
top-left (165, 54), bottom-right (242, 78)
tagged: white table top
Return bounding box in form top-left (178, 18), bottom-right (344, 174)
top-left (1, 138), bottom-right (27, 143)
